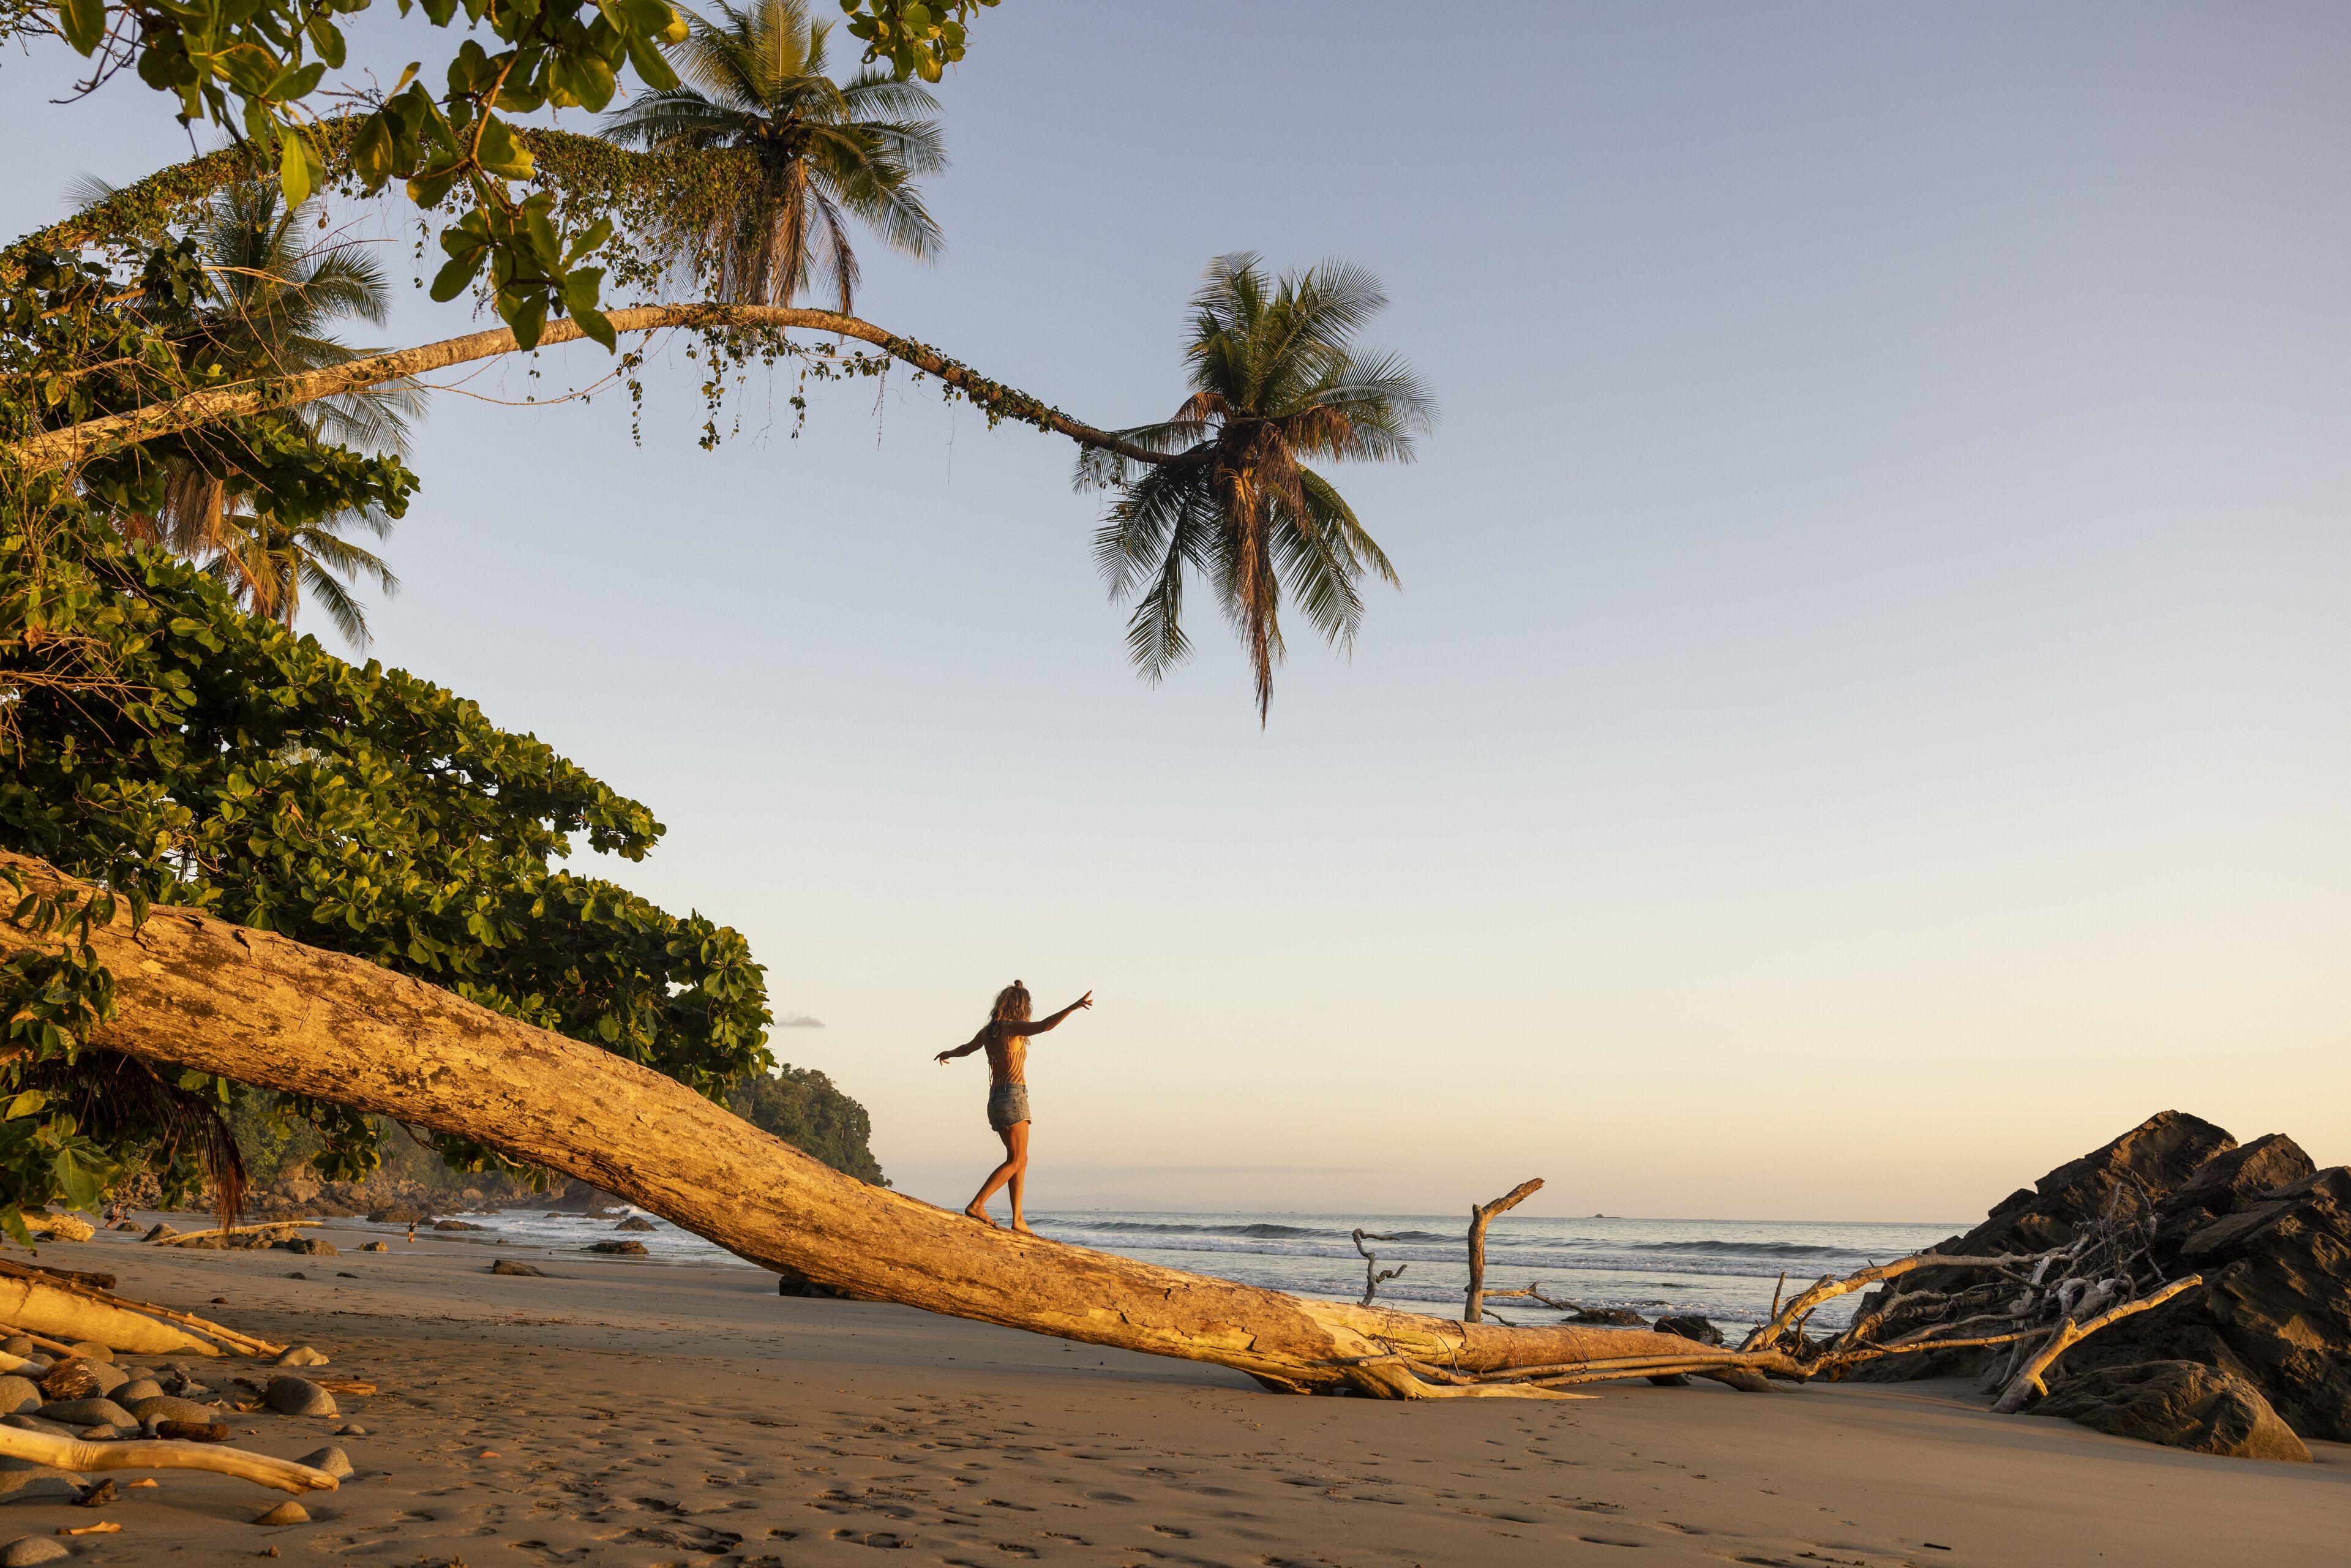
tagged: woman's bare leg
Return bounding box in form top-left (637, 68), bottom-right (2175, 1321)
top-left (964, 1125), bottom-right (1022, 1226)
top-left (1005, 1122), bottom-right (1033, 1234)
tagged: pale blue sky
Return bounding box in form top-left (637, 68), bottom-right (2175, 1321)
top-left (7, 2), bottom-right (2347, 1218)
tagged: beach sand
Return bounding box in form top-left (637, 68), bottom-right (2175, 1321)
top-left (7, 1218), bottom-right (2339, 1567)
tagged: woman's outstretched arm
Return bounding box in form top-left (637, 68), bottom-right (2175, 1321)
top-left (934, 1028), bottom-right (989, 1065)
top-left (1025, 991), bottom-right (1095, 1034)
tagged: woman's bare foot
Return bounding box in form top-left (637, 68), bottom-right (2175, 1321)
top-left (1010, 1218), bottom-right (1037, 1236)
top-left (964, 1202), bottom-right (999, 1227)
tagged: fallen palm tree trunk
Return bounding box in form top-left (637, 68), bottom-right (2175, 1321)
top-left (0, 1424), bottom-right (336, 1495)
top-left (0, 851), bottom-right (2192, 1402)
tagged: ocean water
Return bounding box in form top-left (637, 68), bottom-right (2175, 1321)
top-left (431, 1206), bottom-right (1962, 1329)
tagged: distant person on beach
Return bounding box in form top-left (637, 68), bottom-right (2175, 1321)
top-left (935, 980), bottom-right (1092, 1232)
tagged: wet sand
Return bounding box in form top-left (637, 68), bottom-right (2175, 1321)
top-left (7, 1217), bottom-right (2341, 1567)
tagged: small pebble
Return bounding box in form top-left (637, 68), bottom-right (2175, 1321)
top-left (285, 1272), bottom-right (306, 1281)
top-left (113, 1379), bottom-right (163, 1405)
top-left (274, 1347), bottom-right (328, 1368)
top-left (74, 1480), bottom-right (115, 1509)
top-left (252, 1501), bottom-right (307, 1527)
top-left (334, 1424), bottom-right (367, 1437)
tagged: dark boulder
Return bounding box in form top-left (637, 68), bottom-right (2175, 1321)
top-left (489, 1259), bottom-right (546, 1277)
top-left (1567, 1307), bottom-right (1647, 1327)
top-left (2058, 1163), bottom-right (2351, 1442)
top-left (1952, 1110), bottom-right (2235, 1259)
top-left (1655, 1315), bottom-right (1725, 1347)
top-left (2040, 1360), bottom-right (2310, 1463)
top-left (614, 1216), bottom-right (656, 1232)
top-left (589, 1240), bottom-right (648, 1256)
top-left (775, 1266), bottom-right (860, 1300)
top-left (1846, 1112), bottom-right (2351, 1447)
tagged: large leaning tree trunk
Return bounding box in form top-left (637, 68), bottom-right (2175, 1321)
top-left (0, 851), bottom-right (1785, 1400)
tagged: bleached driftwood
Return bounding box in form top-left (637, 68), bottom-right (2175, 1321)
top-left (20, 1213), bottom-right (94, 1242)
top-left (154, 1221), bottom-right (321, 1248)
top-left (0, 1259), bottom-right (274, 1357)
top-left (1463, 1179), bottom-right (1543, 1324)
top-left (0, 1424), bottom-right (336, 1495)
top-left (1352, 1230), bottom-right (1406, 1307)
top-left (1991, 1277), bottom-right (2202, 1413)
top-left (0, 1270), bottom-right (224, 1356)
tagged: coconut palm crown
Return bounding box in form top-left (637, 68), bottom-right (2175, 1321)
top-left (1080, 253), bottom-right (1437, 723)
top-left (597, 0), bottom-right (946, 311)
top-left (70, 175), bottom-right (414, 646)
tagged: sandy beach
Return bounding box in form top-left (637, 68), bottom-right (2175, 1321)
top-left (0, 1217), bottom-right (2332, 1568)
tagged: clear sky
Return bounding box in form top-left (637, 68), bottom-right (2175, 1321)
top-left (6, 2), bottom-right (2346, 1221)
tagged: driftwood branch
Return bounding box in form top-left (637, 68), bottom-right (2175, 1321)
top-left (1351, 1230), bottom-right (1406, 1307)
top-left (152, 1221), bottom-right (321, 1248)
top-left (0, 1258), bottom-right (279, 1357)
top-left (1991, 1277), bottom-right (2203, 1412)
top-left (0, 1424), bottom-right (336, 1495)
top-left (1464, 1179), bottom-right (1543, 1324)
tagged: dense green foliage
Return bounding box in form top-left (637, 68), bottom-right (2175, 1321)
top-left (727, 1063), bottom-right (887, 1185)
top-left (11, 0), bottom-right (994, 353)
top-left (1082, 254), bottom-right (1436, 721)
top-left (0, 488), bottom-right (774, 1235)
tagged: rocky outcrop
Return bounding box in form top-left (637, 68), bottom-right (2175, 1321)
top-left (2061, 1163), bottom-right (2351, 1442)
top-left (2040, 1360), bottom-right (2311, 1463)
top-left (1849, 1111), bottom-right (2351, 1447)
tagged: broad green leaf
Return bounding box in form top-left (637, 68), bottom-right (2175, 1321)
top-left (474, 114), bottom-right (534, 179)
top-left (279, 129), bottom-right (313, 205)
top-left (58, 0), bottom-right (106, 54)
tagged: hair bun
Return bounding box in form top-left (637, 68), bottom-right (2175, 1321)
top-left (1011, 978), bottom-right (1024, 988)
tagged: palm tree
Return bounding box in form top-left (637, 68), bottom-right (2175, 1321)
top-left (204, 508), bottom-right (399, 648)
top-left (1081, 253), bottom-right (1437, 722)
top-left (73, 174), bottom-right (418, 645)
top-left (597, 0), bottom-right (945, 311)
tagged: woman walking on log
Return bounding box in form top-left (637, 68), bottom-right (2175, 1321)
top-left (936, 980), bottom-right (1092, 1232)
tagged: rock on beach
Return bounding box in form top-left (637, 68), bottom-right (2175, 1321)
top-left (35, 1398), bottom-right (132, 1428)
top-left (264, 1377), bottom-right (337, 1418)
top-left (126, 1395), bottom-right (219, 1425)
top-left (2042, 1360), bottom-right (2312, 1463)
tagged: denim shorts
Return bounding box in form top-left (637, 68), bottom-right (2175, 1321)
top-left (987, 1082), bottom-right (1032, 1131)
